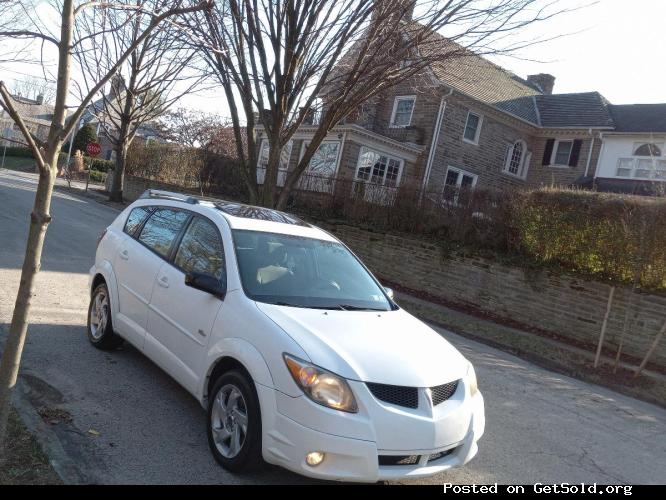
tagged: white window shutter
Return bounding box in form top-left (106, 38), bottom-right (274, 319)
top-left (523, 151), bottom-right (532, 179)
top-left (503, 144), bottom-right (512, 172)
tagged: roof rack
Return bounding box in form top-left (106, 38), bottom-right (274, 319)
top-left (139, 189), bottom-right (199, 205)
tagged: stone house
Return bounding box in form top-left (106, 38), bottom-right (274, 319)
top-left (255, 18), bottom-right (666, 201)
top-left (0, 93), bottom-right (53, 147)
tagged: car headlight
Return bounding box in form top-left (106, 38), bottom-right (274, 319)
top-left (283, 354), bottom-right (358, 413)
top-left (467, 364), bottom-right (479, 396)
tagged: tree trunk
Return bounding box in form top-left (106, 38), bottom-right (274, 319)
top-left (109, 141), bottom-right (128, 202)
top-left (0, 156), bottom-right (57, 457)
top-left (259, 136), bottom-right (282, 208)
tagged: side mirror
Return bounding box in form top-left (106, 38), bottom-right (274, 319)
top-left (384, 287), bottom-right (395, 300)
top-left (185, 272), bottom-right (226, 299)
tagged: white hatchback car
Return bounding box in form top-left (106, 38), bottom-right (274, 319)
top-left (88, 189), bottom-right (485, 482)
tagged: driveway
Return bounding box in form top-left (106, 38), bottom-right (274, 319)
top-left (1, 169), bottom-right (665, 485)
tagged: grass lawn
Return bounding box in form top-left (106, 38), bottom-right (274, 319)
top-left (0, 409), bottom-right (61, 485)
top-left (0, 156), bottom-right (37, 172)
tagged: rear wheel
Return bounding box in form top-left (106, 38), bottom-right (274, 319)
top-left (87, 283), bottom-right (123, 350)
top-left (207, 370), bottom-right (263, 472)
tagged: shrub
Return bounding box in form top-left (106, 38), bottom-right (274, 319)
top-left (86, 157), bottom-right (114, 172)
top-left (510, 189), bottom-right (666, 290)
top-left (3, 147), bottom-right (34, 158)
top-left (70, 124), bottom-right (98, 154)
top-left (88, 170), bottom-right (107, 184)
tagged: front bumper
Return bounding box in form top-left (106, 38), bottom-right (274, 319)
top-left (257, 381), bottom-right (485, 483)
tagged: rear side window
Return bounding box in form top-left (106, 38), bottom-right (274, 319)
top-left (124, 206), bottom-right (152, 236)
top-left (174, 217), bottom-right (225, 280)
top-left (138, 208), bottom-right (189, 258)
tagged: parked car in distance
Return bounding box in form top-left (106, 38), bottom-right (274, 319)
top-left (87, 189), bottom-right (485, 482)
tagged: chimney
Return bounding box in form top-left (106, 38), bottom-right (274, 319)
top-left (36, 94), bottom-right (44, 105)
top-left (527, 73), bottom-right (555, 95)
top-left (110, 74), bottom-right (126, 97)
top-left (372, 0), bottom-right (416, 23)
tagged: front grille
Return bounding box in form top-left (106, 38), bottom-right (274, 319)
top-left (431, 380), bottom-right (459, 406)
top-left (379, 446), bottom-right (459, 467)
top-left (366, 383), bottom-right (418, 409)
top-left (378, 455), bottom-right (420, 466)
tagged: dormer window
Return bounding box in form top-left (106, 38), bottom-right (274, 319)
top-left (390, 96), bottom-right (415, 128)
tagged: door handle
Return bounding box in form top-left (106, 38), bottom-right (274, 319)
top-left (119, 249), bottom-right (129, 260)
top-left (157, 276), bottom-right (169, 288)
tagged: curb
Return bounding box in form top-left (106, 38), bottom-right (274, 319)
top-left (11, 379), bottom-right (92, 484)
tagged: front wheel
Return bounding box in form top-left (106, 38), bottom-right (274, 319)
top-left (87, 283), bottom-right (123, 350)
top-left (207, 370), bottom-right (263, 472)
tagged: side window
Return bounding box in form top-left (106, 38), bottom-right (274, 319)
top-left (124, 206), bottom-right (152, 236)
top-left (174, 217), bottom-right (226, 281)
top-left (138, 208), bottom-right (189, 258)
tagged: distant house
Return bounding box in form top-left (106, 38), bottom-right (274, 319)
top-left (0, 93), bottom-right (53, 147)
top-left (257, 10), bottom-right (665, 200)
top-left (70, 75), bottom-right (164, 161)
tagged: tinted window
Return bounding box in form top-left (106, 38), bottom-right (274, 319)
top-left (124, 206), bottom-right (152, 236)
top-left (138, 209), bottom-right (189, 257)
top-left (174, 217), bottom-right (225, 280)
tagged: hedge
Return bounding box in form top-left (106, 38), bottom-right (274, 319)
top-left (511, 189), bottom-right (666, 290)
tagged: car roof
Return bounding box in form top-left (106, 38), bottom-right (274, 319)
top-left (135, 189), bottom-right (338, 242)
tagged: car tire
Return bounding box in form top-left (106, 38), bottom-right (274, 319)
top-left (207, 370), bottom-right (263, 472)
top-left (87, 283), bottom-right (123, 350)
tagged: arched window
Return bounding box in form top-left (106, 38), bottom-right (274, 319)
top-left (634, 143), bottom-right (662, 157)
top-left (504, 140), bottom-right (530, 178)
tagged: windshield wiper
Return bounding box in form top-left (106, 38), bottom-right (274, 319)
top-left (273, 301), bottom-right (339, 310)
top-left (336, 304), bottom-right (387, 311)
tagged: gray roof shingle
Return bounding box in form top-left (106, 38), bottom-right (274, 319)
top-left (607, 104), bottom-right (666, 133)
top-left (535, 92), bottom-right (614, 128)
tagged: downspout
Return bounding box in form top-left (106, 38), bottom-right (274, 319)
top-left (421, 87), bottom-right (453, 195)
top-left (593, 131), bottom-right (605, 180)
top-left (584, 128), bottom-right (594, 177)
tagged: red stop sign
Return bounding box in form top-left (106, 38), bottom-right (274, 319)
top-left (86, 142), bottom-right (102, 157)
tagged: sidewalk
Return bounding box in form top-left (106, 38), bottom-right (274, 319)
top-left (395, 291), bottom-right (666, 407)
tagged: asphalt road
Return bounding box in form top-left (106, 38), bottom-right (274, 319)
top-left (1, 169), bottom-right (665, 485)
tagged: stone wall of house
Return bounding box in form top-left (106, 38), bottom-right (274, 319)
top-left (427, 94), bottom-right (538, 193)
top-left (320, 222), bottom-right (666, 368)
top-left (527, 133), bottom-right (603, 187)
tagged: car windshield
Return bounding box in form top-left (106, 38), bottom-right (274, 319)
top-left (232, 230), bottom-right (393, 311)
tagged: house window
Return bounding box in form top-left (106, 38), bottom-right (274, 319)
top-left (616, 158), bottom-right (666, 179)
top-left (445, 166), bottom-right (478, 189)
top-left (443, 166), bottom-right (477, 204)
top-left (390, 96), bottom-right (416, 128)
top-left (355, 146), bottom-right (403, 187)
top-left (463, 112), bottom-right (482, 144)
top-left (552, 140), bottom-right (573, 166)
top-left (503, 140), bottom-right (531, 179)
top-left (257, 139), bottom-right (293, 186)
top-left (633, 143), bottom-right (662, 157)
top-left (298, 141), bottom-right (341, 193)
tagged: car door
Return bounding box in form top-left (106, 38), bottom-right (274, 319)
top-left (114, 206), bottom-right (190, 350)
top-left (145, 215), bottom-right (226, 395)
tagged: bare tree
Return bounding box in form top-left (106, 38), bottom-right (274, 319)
top-left (74, 0), bottom-right (207, 201)
top-left (156, 107), bottom-right (225, 148)
top-left (0, 0), bottom-right (209, 455)
top-left (189, 0), bottom-right (572, 209)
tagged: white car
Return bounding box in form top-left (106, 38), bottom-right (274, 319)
top-left (87, 189), bottom-right (485, 482)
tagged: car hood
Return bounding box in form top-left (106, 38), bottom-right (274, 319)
top-left (255, 302), bottom-right (468, 387)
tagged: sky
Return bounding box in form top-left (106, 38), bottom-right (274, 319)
top-left (178, 0), bottom-right (666, 114)
top-left (1, 0), bottom-right (664, 118)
